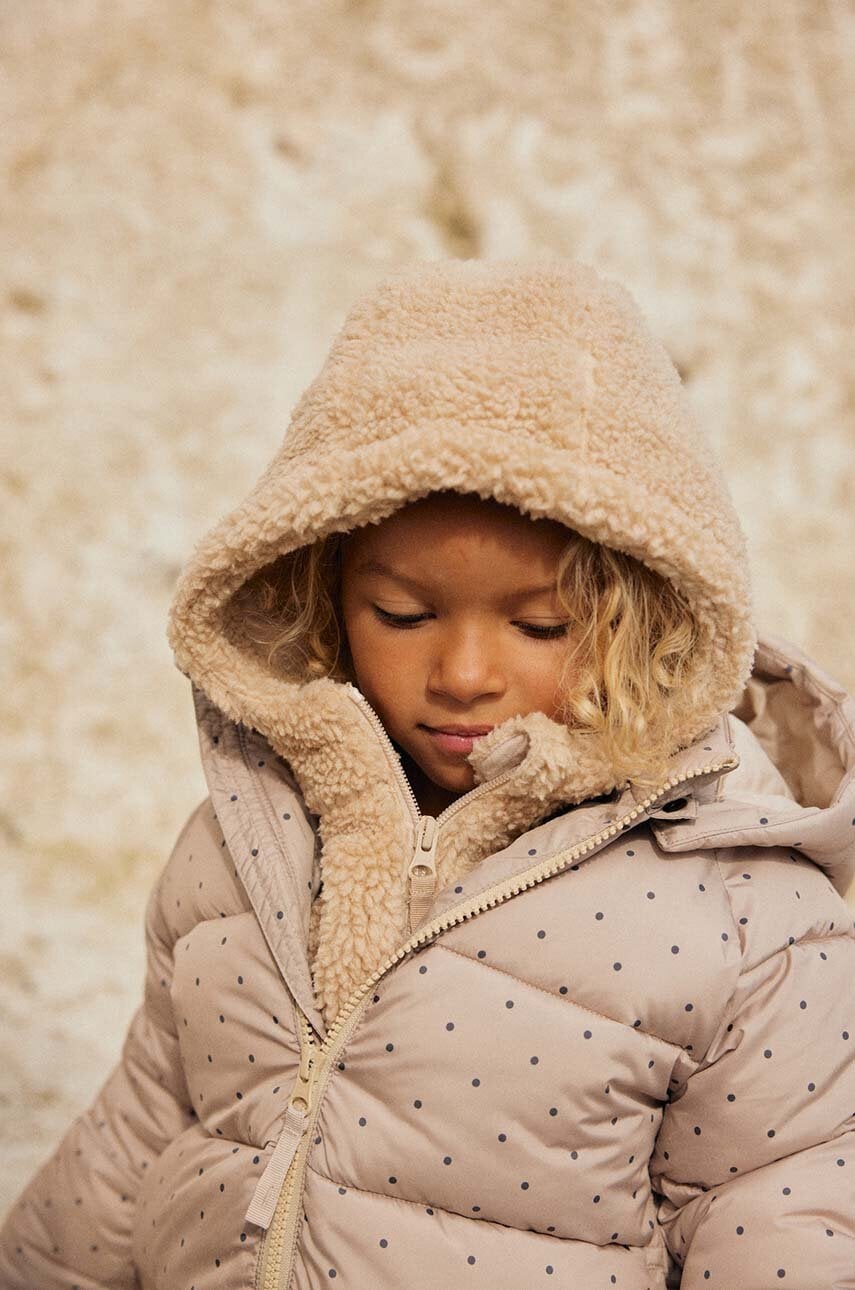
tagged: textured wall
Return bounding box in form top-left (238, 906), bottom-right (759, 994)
top-left (2, 0), bottom-right (854, 1211)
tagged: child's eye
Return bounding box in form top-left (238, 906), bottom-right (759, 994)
top-left (518, 621), bottom-right (570, 639)
top-left (371, 606), bottom-right (569, 639)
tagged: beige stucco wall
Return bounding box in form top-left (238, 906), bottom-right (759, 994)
top-left (2, 0), bottom-right (854, 1213)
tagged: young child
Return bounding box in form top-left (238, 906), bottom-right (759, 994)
top-left (2, 257), bottom-right (854, 1289)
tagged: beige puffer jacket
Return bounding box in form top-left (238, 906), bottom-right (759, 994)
top-left (2, 259), bottom-right (854, 1289)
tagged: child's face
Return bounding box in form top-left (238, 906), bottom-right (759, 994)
top-left (339, 492), bottom-right (575, 816)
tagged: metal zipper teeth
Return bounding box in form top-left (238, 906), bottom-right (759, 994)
top-left (260, 752), bottom-right (738, 1290)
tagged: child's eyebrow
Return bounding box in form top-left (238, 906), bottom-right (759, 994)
top-left (355, 559), bottom-right (557, 600)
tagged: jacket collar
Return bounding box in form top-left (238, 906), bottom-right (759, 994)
top-left (192, 677), bottom-right (739, 1033)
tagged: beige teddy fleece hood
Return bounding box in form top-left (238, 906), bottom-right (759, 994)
top-left (166, 255), bottom-right (759, 1023)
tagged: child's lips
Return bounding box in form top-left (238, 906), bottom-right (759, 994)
top-left (421, 725), bottom-right (493, 756)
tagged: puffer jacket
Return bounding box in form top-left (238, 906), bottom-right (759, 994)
top-left (2, 258), bottom-right (854, 1289)
top-left (2, 636), bottom-right (855, 1289)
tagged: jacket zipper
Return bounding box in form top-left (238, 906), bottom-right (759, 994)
top-left (251, 1008), bottom-right (321, 1289)
top-left (251, 746), bottom-right (740, 1290)
top-left (250, 685), bottom-right (523, 1282)
top-left (343, 684), bottom-right (527, 934)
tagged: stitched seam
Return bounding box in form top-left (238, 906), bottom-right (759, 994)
top-left (304, 1160), bottom-right (652, 1249)
top-left (194, 691), bottom-right (305, 987)
top-left (659, 1122), bottom-right (855, 1200)
top-left (707, 856), bottom-right (854, 1045)
top-left (434, 942), bottom-right (687, 1056)
top-left (128, 1003), bottom-right (194, 1111)
top-left (737, 926), bottom-right (855, 980)
top-left (707, 848), bottom-right (750, 1043)
top-left (654, 808), bottom-right (821, 848)
top-left (237, 725), bottom-right (302, 901)
top-left (171, 910), bottom-right (255, 953)
top-left (716, 716), bottom-right (735, 802)
top-left (226, 727), bottom-right (307, 988)
top-left (154, 796), bottom-right (212, 946)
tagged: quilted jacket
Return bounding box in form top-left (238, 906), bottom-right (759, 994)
top-left (2, 258), bottom-right (854, 1288)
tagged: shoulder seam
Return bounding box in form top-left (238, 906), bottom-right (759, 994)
top-left (706, 849), bottom-right (855, 1054)
top-left (147, 795), bottom-right (212, 937)
top-left (705, 848), bottom-right (743, 1044)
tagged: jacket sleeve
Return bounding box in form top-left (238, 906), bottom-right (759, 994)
top-left (0, 802), bottom-right (206, 1290)
top-left (651, 869), bottom-right (855, 1287)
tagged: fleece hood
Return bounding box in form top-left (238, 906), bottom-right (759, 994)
top-left (168, 256), bottom-right (757, 767)
top-left (167, 255), bottom-right (768, 1021)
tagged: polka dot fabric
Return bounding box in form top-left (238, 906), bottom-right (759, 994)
top-left (2, 634), bottom-right (855, 1288)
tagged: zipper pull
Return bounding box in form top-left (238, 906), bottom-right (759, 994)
top-left (244, 1034), bottom-right (318, 1229)
top-left (407, 814), bottom-right (438, 935)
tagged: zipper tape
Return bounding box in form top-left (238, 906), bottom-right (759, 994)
top-left (245, 1104), bottom-right (310, 1230)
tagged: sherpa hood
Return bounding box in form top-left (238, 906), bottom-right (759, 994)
top-left (166, 256), bottom-right (853, 1022)
top-left (168, 255), bottom-right (757, 773)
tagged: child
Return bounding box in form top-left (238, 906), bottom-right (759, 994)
top-left (2, 257), bottom-right (854, 1289)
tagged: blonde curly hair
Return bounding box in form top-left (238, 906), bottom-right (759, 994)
top-left (230, 505), bottom-right (701, 796)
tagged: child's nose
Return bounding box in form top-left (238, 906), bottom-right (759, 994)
top-left (427, 627), bottom-right (505, 702)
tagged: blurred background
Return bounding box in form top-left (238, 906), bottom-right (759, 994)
top-left (2, 0), bottom-right (854, 1213)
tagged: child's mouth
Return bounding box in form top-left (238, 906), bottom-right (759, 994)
top-left (420, 725), bottom-right (493, 756)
